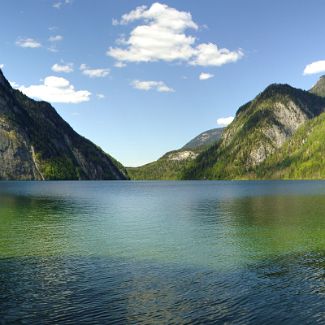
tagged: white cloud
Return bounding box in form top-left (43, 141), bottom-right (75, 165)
top-left (112, 18), bottom-right (119, 26)
top-left (52, 63), bottom-right (73, 73)
top-left (199, 72), bottom-right (214, 80)
top-left (114, 61), bottom-right (127, 68)
top-left (10, 81), bottom-right (20, 88)
top-left (0, 64), bottom-right (4, 69)
top-left (53, 0), bottom-right (71, 9)
top-left (16, 38), bottom-right (42, 48)
top-left (48, 46), bottom-right (59, 53)
top-left (48, 26), bottom-right (58, 31)
top-left (303, 60), bottom-right (325, 75)
top-left (107, 2), bottom-right (243, 67)
top-left (217, 116), bottom-right (234, 127)
top-left (97, 93), bottom-right (105, 99)
top-left (18, 76), bottom-right (91, 104)
top-left (49, 35), bottom-right (63, 42)
top-left (53, 2), bottom-right (62, 9)
top-left (131, 80), bottom-right (174, 92)
top-left (191, 43), bottom-right (243, 66)
top-left (80, 64), bottom-right (110, 78)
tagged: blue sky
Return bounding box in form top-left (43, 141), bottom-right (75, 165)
top-left (1, 0), bottom-right (325, 166)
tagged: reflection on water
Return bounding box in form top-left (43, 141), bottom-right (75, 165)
top-left (0, 181), bottom-right (325, 323)
top-left (0, 253), bottom-right (324, 324)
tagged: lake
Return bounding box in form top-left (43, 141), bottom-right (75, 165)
top-left (0, 181), bottom-right (324, 324)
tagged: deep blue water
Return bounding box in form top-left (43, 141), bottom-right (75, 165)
top-left (0, 181), bottom-right (324, 324)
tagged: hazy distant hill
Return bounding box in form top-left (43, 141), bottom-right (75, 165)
top-left (127, 128), bottom-right (224, 180)
top-left (182, 128), bottom-right (224, 150)
top-left (0, 69), bottom-right (128, 180)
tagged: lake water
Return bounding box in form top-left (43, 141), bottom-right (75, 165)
top-left (0, 181), bottom-right (324, 324)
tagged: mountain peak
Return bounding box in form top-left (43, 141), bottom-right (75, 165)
top-left (0, 69), bottom-right (12, 90)
top-left (310, 75), bottom-right (325, 97)
top-left (0, 69), bottom-right (7, 86)
top-left (257, 83), bottom-right (300, 100)
top-left (0, 69), bottom-right (128, 180)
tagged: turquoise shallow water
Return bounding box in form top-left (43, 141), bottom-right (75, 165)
top-left (0, 181), bottom-right (324, 323)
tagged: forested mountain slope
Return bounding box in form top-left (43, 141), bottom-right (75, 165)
top-left (0, 69), bottom-right (128, 180)
top-left (182, 83), bottom-right (325, 179)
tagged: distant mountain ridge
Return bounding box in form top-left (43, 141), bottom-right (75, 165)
top-left (310, 75), bottom-right (325, 97)
top-left (182, 128), bottom-right (224, 150)
top-left (127, 127), bottom-right (224, 180)
top-left (0, 69), bottom-right (128, 180)
top-left (129, 78), bottom-right (325, 180)
top-left (3, 67), bottom-right (325, 181)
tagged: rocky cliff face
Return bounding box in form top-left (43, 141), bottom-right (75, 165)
top-left (0, 69), bottom-right (128, 180)
top-left (183, 83), bottom-right (325, 179)
top-left (259, 112), bottom-right (325, 179)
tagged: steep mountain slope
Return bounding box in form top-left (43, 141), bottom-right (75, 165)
top-left (182, 83), bottom-right (325, 179)
top-left (310, 75), bottom-right (325, 97)
top-left (0, 69), bottom-right (128, 180)
top-left (257, 112), bottom-right (325, 179)
top-left (127, 128), bottom-right (224, 180)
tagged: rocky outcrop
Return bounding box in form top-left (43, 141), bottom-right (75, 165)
top-left (166, 150), bottom-right (198, 161)
top-left (182, 83), bottom-right (325, 179)
top-left (0, 69), bottom-right (128, 180)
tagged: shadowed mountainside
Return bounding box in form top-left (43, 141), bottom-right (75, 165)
top-left (0, 69), bottom-right (128, 180)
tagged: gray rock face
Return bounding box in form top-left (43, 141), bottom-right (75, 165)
top-left (183, 83), bottom-right (325, 179)
top-left (0, 126), bottom-right (38, 180)
top-left (0, 69), bottom-right (128, 180)
top-left (220, 84), bottom-right (325, 169)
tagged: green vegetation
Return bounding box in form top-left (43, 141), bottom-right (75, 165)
top-left (41, 157), bottom-right (79, 180)
top-left (129, 82), bottom-right (325, 181)
top-left (0, 69), bottom-right (128, 180)
top-left (127, 151), bottom-right (196, 180)
top-left (182, 84), bottom-right (325, 180)
top-left (3, 65), bottom-right (325, 181)
top-left (258, 112), bottom-right (325, 179)
top-left (310, 76), bottom-right (325, 97)
top-left (127, 128), bottom-right (224, 180)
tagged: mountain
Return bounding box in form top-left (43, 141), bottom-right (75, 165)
top-left (182, 128), bottom-right (224, 150)
top-left (182, 83), bottom-right (325, 179)
top-left (127, 127), bottom-right (224, 180)
top-left (0, 69), bottom-right (128, 180)
top-left (310, 75), bottom-right (325, 97)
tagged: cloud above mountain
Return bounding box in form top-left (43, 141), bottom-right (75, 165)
top-left (15, 76), bottom-right (91, 104)
top-left (217, 116), bottom-right (234, 127)
top-left (304, 60), bottom-right (325, 75)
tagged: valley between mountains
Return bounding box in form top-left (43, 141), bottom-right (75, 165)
top-left (1, 67), bottom-right (325, 180)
